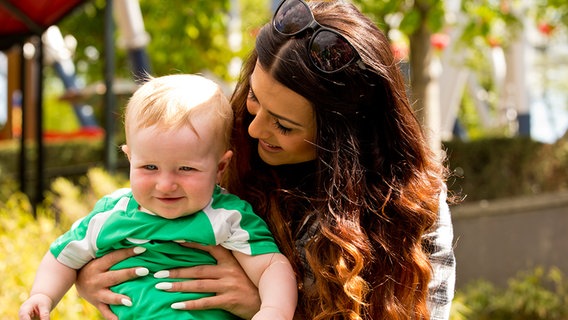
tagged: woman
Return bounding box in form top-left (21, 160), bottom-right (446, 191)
top-left (76, 0), bottom-right (455, 319)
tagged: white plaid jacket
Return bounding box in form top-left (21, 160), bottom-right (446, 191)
top-left (424, 186), bottom-right (456, 319)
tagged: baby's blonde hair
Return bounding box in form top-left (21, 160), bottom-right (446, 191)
top-left (124, 74), bottom-right (233, 151)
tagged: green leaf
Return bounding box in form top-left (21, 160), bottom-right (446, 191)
top-left (399, 8), bottom-right (422, 35)
top-left (426, 1), bottom-right (445, 32)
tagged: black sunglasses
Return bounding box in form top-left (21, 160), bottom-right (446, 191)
top-left (272, 0), bottom-right (363, 73)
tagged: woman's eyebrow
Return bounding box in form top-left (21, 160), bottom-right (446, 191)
top-left (266, 109), bottom-right (303, 127)
top-left (249, 85), bottom-right (304, 127)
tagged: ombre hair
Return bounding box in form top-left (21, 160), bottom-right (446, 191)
top-left (224, 1), bottom-right (449, 319)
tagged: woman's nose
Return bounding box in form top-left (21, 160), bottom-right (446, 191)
top-left (248, 110), bottom-right (270, 139)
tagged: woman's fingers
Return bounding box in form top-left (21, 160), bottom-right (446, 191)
top-left (170, 294), bottom-right (240, 312)
top-left (85, 287), bottom-right (134, 306)
top-left (96, 302), bottom-right (119, 320)
top-left (174, 243), bottom-right (242, 278)
top-left (179, 242), bottom-right (235, 262)
top-left (95, 247), bottom-right (146, 271)
top-left (159, 279), bottom-right (223, 293)
top-left (166, 286), bottom-right (260, 320)
top-left (77, 247), bottom-right (145, 285)
top-left (165, 263), bottom-right (223, 280)
top-left (160, 244), bottom-right (261, 319)
top-left (75, 247), bottom-right (147, 315)
top-left (100, 266), bottom-right (149, 288)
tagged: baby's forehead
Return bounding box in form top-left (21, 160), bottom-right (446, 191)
top-left (137, 114), bottom-right (221, 138)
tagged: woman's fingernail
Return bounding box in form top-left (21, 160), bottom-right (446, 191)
top-left (155, 282), bottom-right (173, 290)
top-left (154, 270), bottom-right (170, 278)
top-left (135, 268), bottom-right (149, 276)
top-left (171, 302), bottom-right (185, 310)
top-left (121, 298), bottom-right (132, 307)
top-left (133, 247), bottom-right (146, 254)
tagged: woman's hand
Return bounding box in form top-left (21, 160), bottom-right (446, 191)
top-left (75, 247), bottom-right (148, 320)
top-left (156, 243), bottom-right (261, 319)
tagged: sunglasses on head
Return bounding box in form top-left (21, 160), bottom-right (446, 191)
top-left (272, 0), bottom-right (363, 74)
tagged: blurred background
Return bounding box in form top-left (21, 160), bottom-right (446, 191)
top-left (1, 0), bottom-right (567, 319)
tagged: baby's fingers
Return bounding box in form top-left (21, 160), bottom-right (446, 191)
top-left (18, 295), bottom-right (52, 320)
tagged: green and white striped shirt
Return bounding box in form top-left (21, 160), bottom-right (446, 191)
top-left (51, 185), bottom-right (279, 320)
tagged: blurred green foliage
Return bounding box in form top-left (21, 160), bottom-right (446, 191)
top-left (0, 138), bottom-right (106, 175)
top-left (533, 0), bottom-right (568, 29)
top-left (1, 168), bottom-right (127, 318)
top-left (56, 0), bottom-right (271, 83)
top-left (46, 167), bottom-right (130, 225)
top-left (0, 185), bottom-right (103, 319)
top-left (445, 134), bottom-right (568, 202)
top-left (450, 267), bottom-right (568, 320)
top-left (355, 0), bottom-right (446, 35)
top-left (55, 0), bottom-right (568, 85)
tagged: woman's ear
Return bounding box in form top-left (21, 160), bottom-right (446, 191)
top-left (216, 150), bottom-right (233, 183)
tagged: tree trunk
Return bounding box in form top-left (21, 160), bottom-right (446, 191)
top-left (409, 13), bottom-right (442, 156)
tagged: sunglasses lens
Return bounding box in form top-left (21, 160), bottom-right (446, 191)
top-left (273, 0), bottom-right (312, 35)
top-left (310, 30), bottom-right (357, 72)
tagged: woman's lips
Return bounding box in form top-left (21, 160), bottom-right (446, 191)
top-left (258, 139), bottom-right (282, 152)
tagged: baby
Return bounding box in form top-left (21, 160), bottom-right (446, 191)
top-left (19, 74), bottom-right (297, 320)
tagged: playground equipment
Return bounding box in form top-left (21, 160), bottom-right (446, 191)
top-left (1, 0), bottom-right (152, 209)
top-left (43, 25), bottom-right (99, 129)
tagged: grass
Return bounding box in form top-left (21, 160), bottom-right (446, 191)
top-left (0, 192), bottom-right (102, 319)
top-left (1, 168), bottom-right (127, 319)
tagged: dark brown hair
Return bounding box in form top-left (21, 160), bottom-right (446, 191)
top-left (224, 1), bottom-right (448, 319)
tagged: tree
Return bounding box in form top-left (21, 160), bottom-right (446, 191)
top-left (354, 0), bottom-right (529, 148)
top-left (57, 0), bottom-right (237, 82)
top-left (533, 0), bottom-right (568, 30)
top-left (56, 0), bottom-right (567, 144)
top-left (355, 0), bottom-right (446, 152)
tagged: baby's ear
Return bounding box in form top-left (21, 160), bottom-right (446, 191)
top-left (121, 145), bottom-right (130, 159)
top-left (216, 150), bottom-right (233, 182)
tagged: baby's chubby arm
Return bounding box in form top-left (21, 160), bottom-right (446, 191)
top-left (232, 252), bottom-right (297, 320)
top-left (19, 252), bottom-right (76, 320)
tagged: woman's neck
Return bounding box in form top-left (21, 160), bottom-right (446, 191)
top-left (270, 160), bottom-right (317, 191)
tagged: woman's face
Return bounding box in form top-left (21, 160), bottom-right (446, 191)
top-left (247, 62), bottom-right (317, 166)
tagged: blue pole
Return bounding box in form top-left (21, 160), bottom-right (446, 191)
top-left (51, 61), bottom-right (99, 127)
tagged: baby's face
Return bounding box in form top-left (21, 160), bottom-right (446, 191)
top-left (125, 124), bottom-right (226, 219)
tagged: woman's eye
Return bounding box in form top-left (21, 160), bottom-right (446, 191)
top-left (247, 91), bottom-right (259, 110)
top-left (247, 87), bottom-right (292, 134)
top-left (246, 90), bottom-right (259, 116)
top-left (247, 88), bottom-right (258, 102)
top-left (273, 120), bottom-right (292, 134)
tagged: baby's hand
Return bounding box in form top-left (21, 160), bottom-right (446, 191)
top-left (18, 293), bottom-right (53, 320)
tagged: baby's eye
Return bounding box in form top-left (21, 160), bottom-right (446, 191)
top-left (179, 166), bottom-right (194, 172)
top-left (143, 165), bottom-right (158, 170)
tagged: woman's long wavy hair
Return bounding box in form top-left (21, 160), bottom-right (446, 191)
top-left (223, 1), bottom-right (448, 319)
